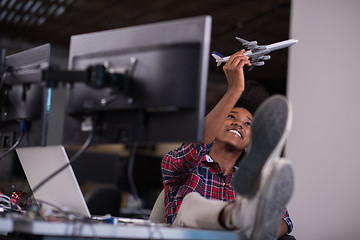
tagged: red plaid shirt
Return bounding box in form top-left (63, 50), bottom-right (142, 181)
top-left (161, 142), bottom-right (293, 233)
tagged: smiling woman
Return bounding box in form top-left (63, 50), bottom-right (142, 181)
top-left (161, 48), bottom-right (294, 239)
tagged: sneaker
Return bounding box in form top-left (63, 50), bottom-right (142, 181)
top-left (232, 94), bottom-right (293, 196)
top-left (228, 158), bottom-right (294, 240)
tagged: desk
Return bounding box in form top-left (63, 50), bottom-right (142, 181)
top-left (12, 218), bottom-right (244, 240)
top-left (0, 216), bottom-right (14, 235)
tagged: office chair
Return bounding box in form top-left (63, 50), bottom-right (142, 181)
top-left (86, 185), bottom-right (122, 217)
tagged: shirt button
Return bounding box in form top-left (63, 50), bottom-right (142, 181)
top-left (222, 183), bottom-right (226, 186)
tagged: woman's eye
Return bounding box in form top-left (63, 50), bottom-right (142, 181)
top-left (245, 122), bottom-right (252, 127)
top-left (227, 114), bottom-right (236, 119)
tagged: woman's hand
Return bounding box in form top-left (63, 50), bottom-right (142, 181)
top-left (222, 49), bottom-right (251, 94)
top-left (202, 50), bottom-right (251, 144)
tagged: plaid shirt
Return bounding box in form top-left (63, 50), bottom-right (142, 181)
top-left (161, 142), bottom-right (293, 233)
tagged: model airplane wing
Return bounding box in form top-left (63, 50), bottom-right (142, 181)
top-left (235, 37), bottom-right (260, 50)
top-left (212, 37), bottom-right (298, 70)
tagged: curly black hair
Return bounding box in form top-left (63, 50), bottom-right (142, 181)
top-left (206, 79), bottom-right (269, 116)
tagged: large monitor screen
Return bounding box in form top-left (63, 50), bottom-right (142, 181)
top-left (63, 15), bottom-right (212, 145)
top-left (0, 44), bottom-right (51, 149)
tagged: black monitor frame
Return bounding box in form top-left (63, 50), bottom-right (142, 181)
top-left (0, 44), bottom-right (51, 149)
top-left (63, 16), bottom-right (212, 145)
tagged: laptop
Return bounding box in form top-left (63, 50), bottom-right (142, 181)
top-left (16, 145), bottom-right (91, 218)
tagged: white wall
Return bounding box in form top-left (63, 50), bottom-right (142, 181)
top-left (287, 0), bottom-right (360, 239)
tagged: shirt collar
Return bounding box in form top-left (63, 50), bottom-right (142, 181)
top-left (205, 154), bottom-right (239, 171)
top-left (205, 154), bottom-right (214, 162)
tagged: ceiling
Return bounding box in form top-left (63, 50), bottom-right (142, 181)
top-left (0, 0), bottom-right (291, 94)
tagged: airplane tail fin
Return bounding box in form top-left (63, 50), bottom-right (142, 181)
top-left (211, 51), bottom-right (225, 66)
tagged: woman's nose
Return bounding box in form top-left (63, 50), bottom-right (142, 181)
top-left (233, 121), bottom-right (243, 128)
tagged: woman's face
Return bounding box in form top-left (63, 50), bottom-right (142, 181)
top-left (216, 107), bottom-right (253, 150)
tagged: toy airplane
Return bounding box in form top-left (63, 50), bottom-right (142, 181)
top-left (212, 37), bottom-right (298, 70)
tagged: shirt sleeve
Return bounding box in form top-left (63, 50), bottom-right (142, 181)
top-left (161, 142), bottom-right (213, 187)
top-left (282, 208), bottom-right (293, 233)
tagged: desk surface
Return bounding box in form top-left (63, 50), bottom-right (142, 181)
top-left (0, 217), bottom-right (14, 235)
top-left (12, 217), bottom-right (244, 240)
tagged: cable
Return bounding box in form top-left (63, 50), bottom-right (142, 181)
top-left (127, 136), bottom-right (140, 206)
top-left (0, 120), bottom-right (27, 161)
top-left (0, 193), bottom-right (23, 212)
top-left (0, 71), bottom-right (26, 161)
top-left (22, 121), bottom-right (95, 206)
top-left (0, 71), bottom-right (7, 92)
top-left (34, 199), bottom-right (88, 221)
top-left (127, 110), bottom-right (145, 209)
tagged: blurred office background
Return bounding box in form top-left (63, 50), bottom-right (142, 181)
top-left (0, 0), bottom-right (292, 217)
top-left (2, 0), bottom-right (360, 239)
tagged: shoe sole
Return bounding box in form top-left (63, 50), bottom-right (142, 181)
top-left (232, 95), bottom-right (292, 196)
top-left (251, 158), bottom-right (294, 240)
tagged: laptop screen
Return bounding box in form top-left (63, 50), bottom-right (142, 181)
top-left (16, 145), bottom-right (91, 218)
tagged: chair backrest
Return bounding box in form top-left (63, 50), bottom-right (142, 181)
top-left (148, 189), bottom-right (166, 223)
top-left (85, 185), bottom-right (121, 217)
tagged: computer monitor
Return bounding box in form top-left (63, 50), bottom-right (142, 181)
top-left (63, 15), bottom-right (212, 145)
top-left (0, 44), bottom-right (51, 149)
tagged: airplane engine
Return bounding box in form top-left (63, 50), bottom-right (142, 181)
top-left (246, 41), bottom-right (258, 46)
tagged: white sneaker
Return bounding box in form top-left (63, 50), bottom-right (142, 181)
top-left (227, 158), bottom-right (294, 240)
top-left (232, 95), bottom-right (293, 197)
